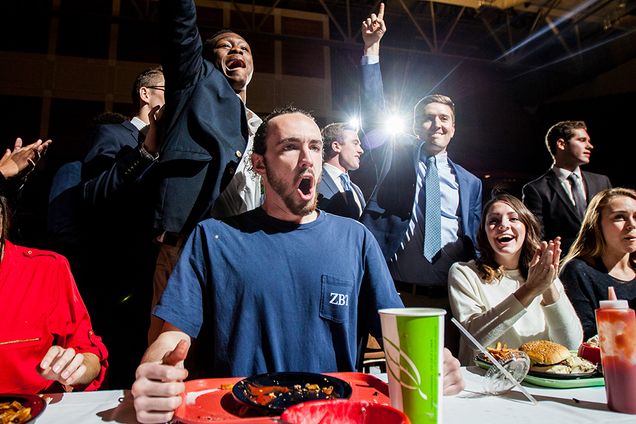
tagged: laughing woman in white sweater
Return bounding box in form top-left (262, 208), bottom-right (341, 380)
top-left (448, 193), bottom-right (583, 365)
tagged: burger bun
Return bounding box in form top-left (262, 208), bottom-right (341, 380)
top-left (519, 340), bottom-right (571, 365)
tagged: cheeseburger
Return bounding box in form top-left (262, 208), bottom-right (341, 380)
top-left (519, 340), bottom-right (597, 374)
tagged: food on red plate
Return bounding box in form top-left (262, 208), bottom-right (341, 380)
top-left (519, 340), bottom-right (597, 374)
top-left (245, 382), bottom-right (291, 406)
top-left (245, 382), bottom-right (338, 407)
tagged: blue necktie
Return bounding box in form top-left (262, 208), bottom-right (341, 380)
top-left (340, 173), bottom-right (353, 192)
top-left (423, 155), bottom-right (441, 261)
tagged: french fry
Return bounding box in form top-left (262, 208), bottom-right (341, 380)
top-left (0, 400), bottom-right (32, 424)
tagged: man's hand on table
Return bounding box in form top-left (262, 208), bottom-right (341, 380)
top-left (443, 347), bottom-right (465, 395)
top-left (132, 339), bottom-right (190, 423)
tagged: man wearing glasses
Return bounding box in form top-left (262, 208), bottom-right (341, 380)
top-left (79, 66), bottom-right (165, 388)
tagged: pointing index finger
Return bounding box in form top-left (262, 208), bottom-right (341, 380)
top-left (378, 2), bottom-right (385, 20)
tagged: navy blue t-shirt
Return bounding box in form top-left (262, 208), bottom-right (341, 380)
top-left (154, 208), bottom-right (403, 377)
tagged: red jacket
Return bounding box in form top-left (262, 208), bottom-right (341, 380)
top-left (0, 241), bottom-right (108, 393)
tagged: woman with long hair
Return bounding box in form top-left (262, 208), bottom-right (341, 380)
top-left (449, 193), bottom-right (582, 364)
top-left (0, 195), bottom-right (108, 393)
top-left (560, 188), bottom-right (636, 341)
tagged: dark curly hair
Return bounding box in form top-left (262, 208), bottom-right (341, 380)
top-left (0, 195), bottom-right (10, 259)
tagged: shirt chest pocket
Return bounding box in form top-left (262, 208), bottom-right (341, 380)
top-left (0, 322), bottom-right (52, 357)
top-left (320, 275), bottom-right (355, 324)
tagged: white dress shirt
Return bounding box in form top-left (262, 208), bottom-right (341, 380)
top-left (553, 166), bottom-right (586, 205)
top-left (322, 163), bottom-right (363, 214)
top-left (212, 107), bottom-right (263, 218)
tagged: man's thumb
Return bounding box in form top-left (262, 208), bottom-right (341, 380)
top-left (162, 339), bottom-right (190, 366)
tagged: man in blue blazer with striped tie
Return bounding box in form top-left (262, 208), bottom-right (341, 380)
top-left (318, 122), bottom-right (366, 219)
top-left (357, 4), bottom-right (482, 319)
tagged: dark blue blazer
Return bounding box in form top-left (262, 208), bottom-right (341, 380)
top-left (81, 120), bottom-right (158, 246)
top-left (155, 0), bottom-right (249, 235)
top-left (318, 171), bottom-right (366, 219)
top-left (357, 62), bottom-right (482, 261)
top-left (82, 121), bottom-right (145, 204)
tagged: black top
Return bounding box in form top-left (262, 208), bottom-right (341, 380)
top-left (560, 258), bottom-right (636, 341)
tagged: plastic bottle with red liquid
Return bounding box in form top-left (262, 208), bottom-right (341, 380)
top-left (595, 287), bottom-right (636, 414)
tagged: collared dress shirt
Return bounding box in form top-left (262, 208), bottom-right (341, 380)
top-left (323, 163), bottom-right (363, 216)
top-left (212, 107), bottom-right (263, 218)
top-left (552, 166), bottom-right (587, 205)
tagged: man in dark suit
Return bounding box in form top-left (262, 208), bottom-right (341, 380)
top-left (80, 67), bottom-right (165, 388)
top-left (358, 4), bottom-right (482, 307)
top-left (358, 6), bottom-right (481, 355)
top-left (150, 0), bottom-right (263, 342)
top-left (318, 122), bottom-right (366, 219)
top-left (522, 120), bottom-right (612, 255)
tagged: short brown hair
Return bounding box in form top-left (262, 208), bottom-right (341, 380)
top-left (321, 122), bottom-right (357, 160)
top-left (545, 120), bottom-right (587, 160)
top-left (413, 94), bottom-right (456, 123)
top-left (131, 66), bottom-right (163, 110)
top-left (253, 105), bottom-right (316, 156)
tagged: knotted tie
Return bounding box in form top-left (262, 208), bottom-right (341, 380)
top-left (568, 173), bottom-right (586, 219)
top-left (340, 173), bottom-right (353, 192)
top-left (423, 155), bottom-right (441, 261)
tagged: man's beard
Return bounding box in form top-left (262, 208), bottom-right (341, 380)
top-left (265, 165), bottom-right (318, 217)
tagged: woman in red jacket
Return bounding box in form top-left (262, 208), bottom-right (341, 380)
top-left (0, 195), bottom-right (108, 393)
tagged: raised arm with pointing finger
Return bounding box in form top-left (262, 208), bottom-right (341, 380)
top-left (357, 2), bottom-right (482, 360)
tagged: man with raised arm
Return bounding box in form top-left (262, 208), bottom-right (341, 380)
top-left (358, 4), bottom-right (482, 305)
top-left (150, 0), bottom-right (263, 342)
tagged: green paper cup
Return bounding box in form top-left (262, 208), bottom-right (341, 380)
top-left (379, 308), bottom-right (445, 424)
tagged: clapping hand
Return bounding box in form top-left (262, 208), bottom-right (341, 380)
top-left (0, 137), bottom-right (52, 179)
top-left (525, 237), bottom-right (562, 303)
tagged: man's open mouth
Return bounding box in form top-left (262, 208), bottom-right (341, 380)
top-left (226, 57), bottom-right (245, 70)
top-left (297, 175), bottom-right (314, 200)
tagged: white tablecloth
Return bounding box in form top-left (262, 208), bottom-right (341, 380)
top-left (35, 368), bottom-right (634, 423)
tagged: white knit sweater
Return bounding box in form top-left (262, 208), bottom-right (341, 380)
top-left (448, 260), bottom-right (583, 365)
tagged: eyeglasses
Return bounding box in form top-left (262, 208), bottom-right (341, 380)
top-left (146, 86), bottom-right (165, 91)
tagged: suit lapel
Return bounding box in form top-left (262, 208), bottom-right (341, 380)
top-left (322, 171), bottom-right (340, 197)
top-left (547, 171), bottom-right (580, 220)
top-left (352, 182), bottom-right (366, 209)
top-left (581, 171), bottom-right (599, 199)
top-left (449, 159), bottom-right (470, 235)
top-left (122, 120), bottom-right (141, 145)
